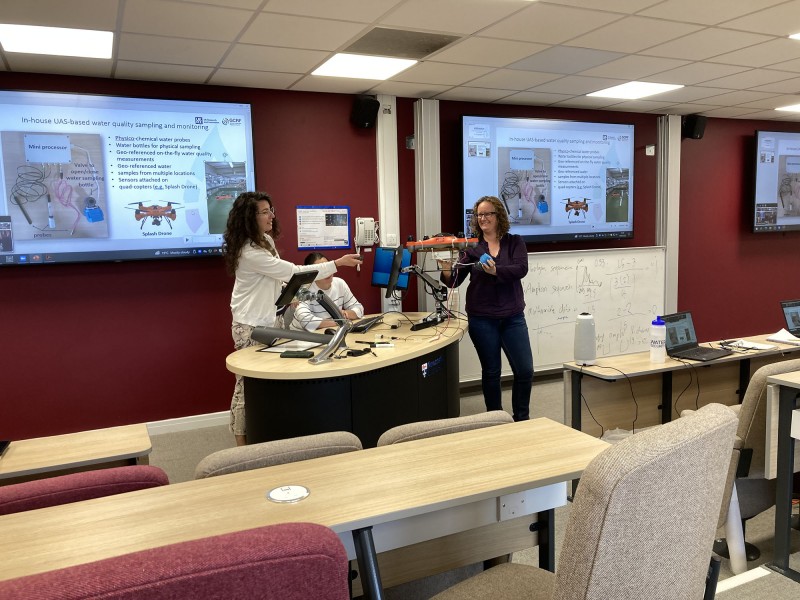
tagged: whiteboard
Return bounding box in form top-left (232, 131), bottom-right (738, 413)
top-left (456, 246), bottom-right (665, 380)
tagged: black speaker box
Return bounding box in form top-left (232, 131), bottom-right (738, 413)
top-left (682, 114), bottom-right (707, 139)
top-left (350, 95), bottom-right (380, 129)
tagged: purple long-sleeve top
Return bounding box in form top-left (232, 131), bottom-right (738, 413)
top-left (443, 233), bottom-right (528, 318)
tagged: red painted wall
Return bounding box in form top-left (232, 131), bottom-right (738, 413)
top-left (0, 73), bottom-right (382, 439)
top-left (678, 117), bottom-right (800, 340)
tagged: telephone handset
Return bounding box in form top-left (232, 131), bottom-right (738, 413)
top-left (354, 217), bottom-right (376, 247)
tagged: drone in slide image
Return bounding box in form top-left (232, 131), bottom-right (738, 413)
top-left (126, 201), bottom-right (183, 229)
top-left (564, 198), bottom-right (589, 216)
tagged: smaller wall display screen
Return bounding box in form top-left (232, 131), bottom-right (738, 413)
top-left (753, 130), bottom-right (800, 233)
top-left (462, 115), bottom-right (635, 243)
top-left (0, 90), bottom-right (255, 265)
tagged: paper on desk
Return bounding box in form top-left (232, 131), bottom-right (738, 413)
top-left (766, 329), bottom-right (800, 346)
top-left (726, 339), bottom-right (777, 351)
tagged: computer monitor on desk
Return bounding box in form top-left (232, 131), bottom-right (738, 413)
top-left (780, 299), bottom-right (800, 336)
top-left (372, 246), bottom-right (411, 298)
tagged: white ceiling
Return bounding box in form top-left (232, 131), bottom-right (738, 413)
top-left (4, 0), bottom-right (800, 120)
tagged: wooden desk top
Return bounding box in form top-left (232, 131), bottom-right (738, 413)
top-left (0, 424), bottom-right (152, 481)
top-left (563, 333), bottom-right (800, 380)
top-left (226, 312), bottom-right (468, 380)
top-left (0, 418), bottom-right (607, 582)
top-left (767, 370), bottom-right (800, 389)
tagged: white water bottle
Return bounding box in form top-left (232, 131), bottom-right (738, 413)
top-left (650, 317), bottom-right (666, 363)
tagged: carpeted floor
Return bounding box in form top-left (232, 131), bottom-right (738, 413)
top-left (148, 376), bottom-right (800, 598)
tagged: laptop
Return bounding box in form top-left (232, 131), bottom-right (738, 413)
top-left (662, 311), bottom-right (733, 362)
top-left (780, 299), bottom-right (800, 337)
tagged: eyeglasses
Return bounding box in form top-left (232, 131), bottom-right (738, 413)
top-left (256, 207), bottom-right (275, 216)
top-left (476, 212), bottom-right (497, 219)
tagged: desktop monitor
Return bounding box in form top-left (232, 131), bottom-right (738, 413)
top-left (275, 270), bottom-right (318, 307)
top-left (371, 246), bottom-right (411, 298)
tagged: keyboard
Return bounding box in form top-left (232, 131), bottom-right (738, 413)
top-left (351, 315), bottom-right (383, 334)
top-left (670, 346), bottom-right (732, 362)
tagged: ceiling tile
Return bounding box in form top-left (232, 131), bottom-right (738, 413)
top-left (115, 61), bottom-right (212, 84)
top-left (765, 56), bottom-right (800, 74)
top-left (550, 95), bottom-right (626, 109)
top-left (700, 106), bottom-right (764, 118)
top-left (643, 28), bottom-right (772, 61)
top-left (566, 17), bottom-right (704, 54)
top-left (705, 38), bottom-right (800, 69)
top-left (501, 90), bottom-right (575, 105)
top-left (736, 94), bottom-right (800, 109)
top-left (431, 38), bottom-right (549, 68)
top-left (221, 44), bottom-right (329, 72)
top-left (208, 69), bottom-right (302, 89)
top-left (118, 33), bottom-right (230, 67)
top-left (434, 87), bottom-right (518, 102)
top-left (262, 0), bottom-right (402, 21)
top-left (290, 76), bottom-right (378, 94)
top-left (123, 0), bottom-right (253, 41)
top-left (699, 69), bottom-right (798, 89)
top-left (368, 81), bottom-right (452, 97)
top-left (240, 13), bottom-right (367, 50)
top-left (651, 86), bottom-right (733, 103)
top-left (482, 3), bottom-right (623, 45)
top-left (641, 62), bottom-right (750, 85)
top-left (578, 55), bottom-right (689, 79)
top-left (380, 0), bottom-right (531, 35)
top-left (466, 69), bottom-right (561, 91)
top-left (696, 89), bottom-right (781, 105)
top-left (639, 0), bottom-right (787, 25)
top-left (748, 77), bottom-right (800, 94)
top-left (601, 99), bottom-right (677, 112)
top-left (719, 0), bottom-right (800, 36)
top-left (664, 103), bottom-right (723, 114)
top-left (0, 0), bottom-right (118, 29)
top-left (393, 62), bottom-right (493, 86)
top-left (5, 54), bottom-right (112, 77)
top-left (509, 46), bottom-right (625, 75)
top-left (544, 0), bottom-right (661, 11)
top-left (529, 75), bottom-right (627, 96)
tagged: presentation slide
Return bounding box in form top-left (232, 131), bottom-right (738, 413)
top-left (462, 115), bottom-right (634, 243)
top-left (754, 130), bottom-right (800, 232)
top-left (0, 90), bottom-right (254, 265)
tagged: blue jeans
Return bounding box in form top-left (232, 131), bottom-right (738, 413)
top-left (468, 313), bottom-right (533, 421)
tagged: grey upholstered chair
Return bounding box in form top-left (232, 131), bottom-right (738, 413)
top-left (376, 410), bottom-right (514, 446)
top-left (194, 431), bottom-right (362, 479)
top-left (430, 403), bottom-right (738, 600)
top-left (712, 357), bottom-right (800, 569)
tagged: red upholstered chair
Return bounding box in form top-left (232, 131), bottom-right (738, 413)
top-left (0, 522), bottom-right (350, 600)
top-left (0, 465), bottom-right (169, 515)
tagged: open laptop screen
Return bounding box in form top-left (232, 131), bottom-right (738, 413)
top-left (781, 300), bottom-right (800, 336)
top-left (662, 312), bottom-right (699, 353)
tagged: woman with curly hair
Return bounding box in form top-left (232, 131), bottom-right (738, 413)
top-left (223, 191), bottom-right (362, 445)
top-left (439, 195), bottom-right (533, 421)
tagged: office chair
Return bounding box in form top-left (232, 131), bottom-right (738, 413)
top-left (712, 357), bottom-right (800, 569)
top-left (0, 465), bottom-right (168, 516)
top-left (430, 403), bottom-right (737, 600)
top-left (194, 431), bottom-right (362, 479)
top-left (0, 522), bottom-right (350, 600)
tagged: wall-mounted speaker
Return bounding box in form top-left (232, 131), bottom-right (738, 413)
top-left (682, 114), bottom-right (707, 140)
top-left (350, 95), bottom-right (380, 129)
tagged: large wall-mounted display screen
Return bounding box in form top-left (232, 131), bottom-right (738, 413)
top-left (461, 115), bottom-right (634, 243)
top-left (753, 130), bottom-right (800, 233)
top-left (0, 90), bottom-right (255, 265)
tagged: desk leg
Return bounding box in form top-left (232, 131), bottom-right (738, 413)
top-left (534, 509), bottom-right (555, 572)
top-left (771, 386), bottom-right (798, 580)
top-left (661, 372), bottom-right (672, 423)
top-left (570, 371), bottom-right (583, 498)
top-left (738, 360), bottom-right (750, 403)
top-left (353, 527), bottom-right (385, 600)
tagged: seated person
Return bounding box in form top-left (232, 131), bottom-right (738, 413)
top-left (291, 252), bottom-right (364, 331)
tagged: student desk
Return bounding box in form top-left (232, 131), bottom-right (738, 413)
top-left (563, 334), bottom-right (800, 436)
top-left (766, 370), bottom-right (800, 583)
top-left (0, 418), bottom-right (608, 599)
top-left (0, 424), bottom-right (152, 485)
top-left (226, 313), bottom-right (467, 447)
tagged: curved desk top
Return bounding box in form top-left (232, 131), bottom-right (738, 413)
top-left (226, 312), bottom-right (468, 380)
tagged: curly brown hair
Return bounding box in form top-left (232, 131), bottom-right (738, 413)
top-left (222, 191), bottom-right (281, 276)
top-left (469, 196), bottom-right (510, 240)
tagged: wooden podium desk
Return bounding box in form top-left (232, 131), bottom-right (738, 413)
top-left (0, 419), bottom-right (608, 600)
top-left (563, 334), bottom-right (800, 436)
top-left (226, 313), bottom-right (467, 447)
top-left (0, 424), bottom-right (151, 486)
top-left (766, 370), bottom-right (800, 583)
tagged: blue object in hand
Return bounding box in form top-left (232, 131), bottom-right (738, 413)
top-left (480, 253), bottom-right (493, 265)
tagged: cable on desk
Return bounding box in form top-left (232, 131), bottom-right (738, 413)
top-left (589, 365), bottom-right (640, 433)
top-left (579, 366), bottom-right (605, 437)
top-left (672, 359), bottom-right (700, 417)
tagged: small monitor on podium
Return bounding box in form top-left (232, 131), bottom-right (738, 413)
top-left (275, 270), bottom-right (318, 307)
top-left (371, 247), bottom-right (411, 298)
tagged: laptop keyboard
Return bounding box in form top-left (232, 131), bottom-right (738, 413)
top-left (672, 346), bottom-right (732, 361)
top-left (351, 315), bottom-right (383, 333)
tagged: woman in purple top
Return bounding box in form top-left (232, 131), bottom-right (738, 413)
top-left (440, 196), bottom-right (533, 421)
